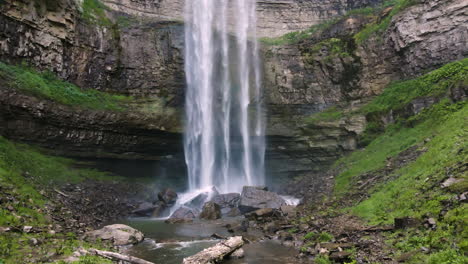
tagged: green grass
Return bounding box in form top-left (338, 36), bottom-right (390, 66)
top-left (314, 255), bottom-right (332, 264)
top-left (305, 106), bottom-right (345, 124)
top-left (0, 61), bottom-right (131, 111)
top-left (361, 59), bottom-right (468, 115)
top-left (261, 0), bottom-right (416, 46)
top-left (260, 19), bottom-right (340, 46)
top-left (303, 38), bottom-right (352, 64)
top-left (0, 136), bottom-right (122, 187)
top-left (354, 0), bottom-right (416, 44)
top-left (350, 101), bottom-right (467, 222)
top-left (304, 231), bottom-right (335, 243)
top-left (81, 0), bottom-right (112, 27)
top-left (325, 63), bottom-right (468, 263)
top-left (0, 135), bottom-right (125, 263)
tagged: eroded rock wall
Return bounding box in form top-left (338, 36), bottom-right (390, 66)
top-left (263, 0), bottom-right (468, 182)
top-left (0, 0), bottom-right (185, 101)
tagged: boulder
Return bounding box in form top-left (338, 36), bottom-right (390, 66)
top-left (132, 201), bottom-right (167, 217)
top-left (200, 202), bottom-right (222, 220)
top-left (184, 187), bottom-right (219, 208)
top-left (229, 248), bottom-right (244, 259)
top-left (211, 193), bottom-right (241, 208)
top-left (227, 207), bottom-right (242, 217)
top-left (85, 224), bottom-right (144, 246)
top-left (280, 205), bottom-right (296, 216)
top-left (151, 201), bottom-right (169, 217)
top-left (170, 207), bottom-right (200, 219)
top-left (238, 186), bottom-right (287, 214)
top-left (158, 188), bottom-right (178, 206)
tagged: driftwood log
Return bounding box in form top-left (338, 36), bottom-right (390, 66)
top-left (183, 236), bottom-right (244, 264)
top-left (79, 248), bottom-right (155, 264)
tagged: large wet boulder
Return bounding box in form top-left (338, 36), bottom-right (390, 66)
top-left (85, 224), bottom-right (144, 246)
top-left (170, 207), bottom-right (200, 219)
top-left (132, 201), bottom-right (167, 217)
top-left (184, 187), bottom-right (219, 208)
top-left (211, 193), bottom-right (240, 208)
top-left (158, 188), bottom-right (178, 206)
top-left (199, 202), bottom-right (222, 220)
top-left (238, 186), bottom-right (287, 214)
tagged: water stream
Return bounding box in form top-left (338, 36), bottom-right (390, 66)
top-left (120, 218), bottom-right (298, 264)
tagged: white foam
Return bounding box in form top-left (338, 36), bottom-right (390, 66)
top-left (280, 195), bottom-right (301, 206)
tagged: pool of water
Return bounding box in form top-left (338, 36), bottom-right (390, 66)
top-left (117, 218), bottom-right (299, 264)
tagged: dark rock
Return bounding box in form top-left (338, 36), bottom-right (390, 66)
top-left (227, 207), bottom-right (242, 217)
top-left (170, 207), bottom-right (199, 219)
top-left (238, 186), bottom-right (287, 214)
top-left (263, 221), bottom-right (280, 233)
top-left (329, 251), bottom-right (352, 262)
top-left (29, 238), bottom-right (39, 246)
top-left (184, 187), bottom-right (219, 209)
top-left (245, 208), bottom-right (277, 220)
top-left (211, 233), bottom-right (226, 239)
top-left (151, 201), bottom-right (169, 218)
top-left (278, 231), bottom-right (293, 241)
top-left (280, 205), bottom-right (296, 216)
top-left (158, 189), bottom-right (178, 206)
top-left (394, 217), bottom-right (421, 229)
top-left (132, 202), bottom-right (158, 217)
top-left (211, 193), bottom-right (241, 208)
top-left (199, 202), bottom-right (222, 220)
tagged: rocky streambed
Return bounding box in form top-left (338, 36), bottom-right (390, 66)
top-left (78, 185), bottom-right (304, 263)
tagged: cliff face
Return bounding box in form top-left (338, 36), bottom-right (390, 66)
top-left (102, 0), bottom-right (382, 37)
top-left (0, 0), bottom-right (466, 182)
top-left (263, 0), bottom-right (468, 183)
top-left (0, 0), bottom-right (185, 100)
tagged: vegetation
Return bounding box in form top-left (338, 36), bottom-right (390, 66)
top-left (315, 59), bottom-right (468, 263)
top-left (304, 106), bottom-right (344, 124)
top-left (261, 0), bottom-right (417, 46)
top-left (260, 19), bottom-right (339, 46)
top-left (0, 135), bottom-right (123, 263)
top-left (81, 0), bottom-right (112, 27)
top-left (304, 231), bottom-right (334, 243)
top-left (361, 59), bottom-right (468, 115)
top-left (0, 62), bottom-right (131, 111)
top-left (354, 0), bottom-right (416, 44)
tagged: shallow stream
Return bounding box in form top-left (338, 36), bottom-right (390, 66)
top-left (118, 218), bottom-right (298, 264)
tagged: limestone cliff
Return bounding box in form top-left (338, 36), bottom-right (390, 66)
top-left (0, 0), bottom-right (466, 183)
top-left (263, 0), bottom-right (467, 184)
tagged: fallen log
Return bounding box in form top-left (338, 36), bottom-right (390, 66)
top-left (183, 236), bottom-right (244, 264)
top-left (79, 248), bottom-right (155, 264)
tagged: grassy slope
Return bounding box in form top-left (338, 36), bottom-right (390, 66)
top-left (0, 62), bottom-right (131, 111)
top-left (317, 59), bottom-right (468, 263)
top-left (0, 136), bottom-right (121, 263)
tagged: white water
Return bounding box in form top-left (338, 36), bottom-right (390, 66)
top-left (184, 0), bottom-right (264, 195)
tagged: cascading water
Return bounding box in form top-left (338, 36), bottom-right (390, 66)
top-left (184, 0), bottom-right (265, 196)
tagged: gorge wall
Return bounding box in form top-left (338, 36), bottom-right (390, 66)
top-left (0, 0), bottom-right (466, 185)
top-left (263, 0), bottom-right (467, 185)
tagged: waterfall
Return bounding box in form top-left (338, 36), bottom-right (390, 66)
top-left (184, 0), bottom-right (264, 195)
